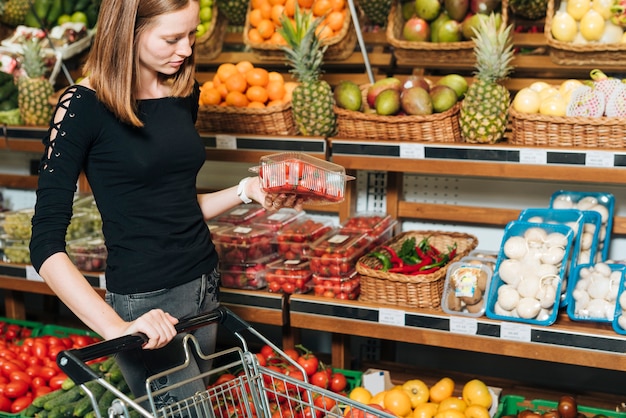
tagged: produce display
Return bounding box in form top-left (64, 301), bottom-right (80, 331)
top-left (549, 0), bottom-right (626, 43)
top-left (442, 260), bottom-right (492, 316)
top-left (566, 262), bottom-right (623, 321)
top-left (265, 258), bottom-right (313, 294)
top-left (275, 216), bottom-right (334, 259)
top-left (309, 230), bottom-right (371, 277)
top-left (212, 224), bottom-right (277, 264)
top-left (311, 270), bottom-right (361, 299)
top-left (220, 257), bottom-right (272, 289)
top-left (66, 236), bottom-right (107, 272)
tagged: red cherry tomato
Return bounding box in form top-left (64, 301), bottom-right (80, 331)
top-left (329, 372), bottom-right (347, 393)
top-left (0, 394), bottom-right (10, 412)
top-left (48, 373), bottom-right (68, 391)
top-left (296, 354), bottom-right (319, 377)
top-left (3, 380), bottom-right (29, 398)
top-left (30, 376), bottom-right (47, 390)
top-left (9, 371), bottom-right (31, 385)
top-left (310, 371), bottom-right (329, 389)
top-left (9, 395), bottom-right (32, 413)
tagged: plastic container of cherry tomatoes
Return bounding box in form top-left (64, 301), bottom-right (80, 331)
top-left (212, 224), bottom-right (277, 264)
top-left (253, 208), bottom-right (305, 232)
top-left (275, 216), bottom-right (335, 259)
top-left (210, 204), bottom-right (266, 225)
top-left (309, 230), bottom-right (372, 277)
top-left (340, 212), bottom-right (398, 250)
top-left (265, 258), bottom-right (313, 294)
top-left (311, 270), bottom-right (360, 300)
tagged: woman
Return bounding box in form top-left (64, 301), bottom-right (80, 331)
top-left (29, 0), bottom-right (300, 409)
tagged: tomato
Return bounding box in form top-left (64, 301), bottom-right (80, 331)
top-left (255, 353), bottom-right (267, 367)
top-left (47, 345), bottom-right (65, 361)
top-left (329, 372), bottom-right (347, 393)
top-left (213, 373), bottom-right (236, 386)
top-left (283, 348), bottom-right (300, 362)
top-left (9, 371), bottom-right (31, 385)
top-left (30, 376), bottom-right (46, 390)
top-left (260, 344), bottom-right (276, 360)
top-left (0, 361), bottom-right (24, 378)
top-left (39, 366), bottom-right (57, 381)
top-left (0, 394), bottom-right (10, 412)
top-left (314, 394), bottom-right (337, 412)
top-left (296, 354), bottom-right (319, 377)
top-left (48, 373), bottom-right (67, 390)
top-left (558, 395), bottom-right (578, 418)
top-left (310, 371), bottom-right (329, 389)
top-left (10, 395), bottom-right (32, 413)
top-left (33, 386), bottom-right (52, 398)
top-left (4, 380), bottom-right (29, 398)
top-left (32, 342), bottom-right (47, 360)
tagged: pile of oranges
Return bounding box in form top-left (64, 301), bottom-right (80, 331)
top-left (199, 61), bottom-right (298, 108)
top-left (246, 0), bottom-right (348, 45)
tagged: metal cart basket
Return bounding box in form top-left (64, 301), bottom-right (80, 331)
top-left (57, 306), bottom-right (394, 418)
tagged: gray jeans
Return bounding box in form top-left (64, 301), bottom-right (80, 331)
top-left (105, 269), bottom-right (220, 413)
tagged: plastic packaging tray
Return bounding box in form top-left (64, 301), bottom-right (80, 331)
top-left (253, 208), bottom-right (305, 232)
top-left (566, 262), bottom-right (624, 323)
top-left (485, 221), bottom-right (574, 326)
top-left (612, 270), bottom-right (626, 335)
top-left (275, 216), bottom-right (334, 259)
top-left (495, 394), bottom-right (626, 418)
top-left (210, 204), bottom-right (266, 225)
top-left (309, 230), bottom-right (372, 277)
top-left (578, 210), bottom-right (602, 265)
top-left (265, 258), bottom-right (313, 294)
top-left (549, 190), bottom-right (614, 262)
top-left (311, 270), bottom-right (360, 300)
top-left (251, 152), bottom-right (354, 204)
top-left (67, 236), bottom-right (107, 272)
top-left (442, 261), bottom-right (492, 318)
top-left (212, 224), bottom-right (277, 264)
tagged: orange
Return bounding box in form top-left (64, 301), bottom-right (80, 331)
top-left (225, 90), bottom-right (250, 107)
top-left (383, 388), bottom-right (412, 417)
top-left (267, 99), bottom-right (285, 107)
top-left (247, 28), bottom-right (265, 43)
top-left (235, 60), bottom-right (254, 74)
top-left (248, 8), bottom-right (263, 27)
top-left (268, 71), bottom-right (284, 83)
top-left (248, 101), bottom-right (266, 108)
top-left (246, 85), bottom-right (269, 103)
top-left (199, 87), bottom-right (222, 105)
top-left (257, 19), bottom-right (275, 39)
top-left (325, 10), bottom-right (344, 31)
top-left (259, 1), bottom-right (272, 18)
top-left (283, 81), bottom-right (298, 101)
top-left (271, 4), bottom-right (285, 25)
top-left (216, 62), bottom-right (238, 83)
top-left (266, 80), bottom-right (286, 101)
top-left (316, 24), bottom-right (333, 40)
top-left (330, 0), bottom-right (345, 11)
top-left (201, 80), bottom-right (214, 90)
top-left (298, 0), bottom-right (314, 8)
top-left (284, 0), bottom-right (296, 16)
top-left (269, 31), bottom-right (287, 45)
top-left (269, 0), bottom-right (286, 4)
top-left (251, 0), bottom-right (270, 9)
top-left (429, 377), bottom-right (455, 404)
top-left (313, 0), bottom-right (332, 16)
top-left (216, 83), bottom-right (229, 99)
top-left (224, 72), bottom-right (248, 93)
top-left (246, 67), bottom-right (270, 87)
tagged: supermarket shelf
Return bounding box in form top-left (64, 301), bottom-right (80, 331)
top-left (288, 293), bottom-right (626, 372)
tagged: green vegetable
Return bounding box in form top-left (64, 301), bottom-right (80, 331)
top-left (43, 386), bottom-right (82, 411)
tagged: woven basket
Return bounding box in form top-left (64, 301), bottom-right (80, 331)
top-left (195, 7), bottom-right (227, 61)
top-left (386, 0), bottom-right (508, 66)
top-left (242, 4), bottom-right (357, 61)
top-left (196, 101), bottom-right (297, 135)
top-left (356, 230), bottom-right (478, 309)
top-left (334, 84), bottom-right (462, 142)
top-left (545, 0), bottom-right (626, 65)
top-left (508, 106), bottom-right (626, 148)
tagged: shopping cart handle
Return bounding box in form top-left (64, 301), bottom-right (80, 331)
top-left (57, 306), bottom-right (242, 385)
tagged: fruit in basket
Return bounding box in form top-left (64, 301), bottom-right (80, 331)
top-left (430, 84), bottom-right (458, 112)
top-left (429, 377), bottom-right (455, 403)
top-left (416, 0), bottom-right (442, 21)
top-left (401, 86), bottom-right (433, 115)
top-left (277, 6), bottom-right (337, 136)
top-left (471, 0), bottom-right (500, 14)
top-left (437, 18), bottom-right (463, 41)
top-left (460, 13), bottom-right (513, 144)
top-left (437, 74), bottom-right (468, 99)
top-left (580, 9), bottom-right (606, 40)
top-left (445, 0), bottom-right (470, 21)
top-left (367, 77), bottom-right (402, 107)
top-left (334, 80), bottom-right (362, 111)
top-left (462, 379), bottom-right (492, 408)
top-left (375, 88), bottom-right (402, 115)
top-left (402, 379), bottom-right (430, 407)
top-left (17, 39), bottom-right (54, 126)
top-left (403, 16), bottom-right (431, 41)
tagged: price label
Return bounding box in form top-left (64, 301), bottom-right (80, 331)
top-left (99, 274), bottom-right (107, 289)
top-left (519, 149), bottom-right (547, 165)
top-left (448, 316), bottom-right (478, 335)
top-left (399, 143), bottom-right (425, 159)
top-left (499, 322), bottom-right (531, 342)
top-left (378, 308), bottom-right (405, 326)
top-left (25, 265), bottom-right (44, 282)
top-left (215, 135), bottom-right (237, 149)
top-left (585, 151), bottom-right (613, 167)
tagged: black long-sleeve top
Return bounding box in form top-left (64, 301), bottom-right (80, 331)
top-left (30, 84), bottom-right (218, 294)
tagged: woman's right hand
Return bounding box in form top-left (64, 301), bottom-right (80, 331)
top-left (122, 309), bottom-right (179, 349)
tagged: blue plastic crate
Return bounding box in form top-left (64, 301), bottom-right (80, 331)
top-left (613, 271), bottom-right (626, 335)
top-left (549, 190), bottom-right (614, 262)
top-left (566, 262), bottom-right (625, 323)
top-left (485, 221), bottom-right (575, 326)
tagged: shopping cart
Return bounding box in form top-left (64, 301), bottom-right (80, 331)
top-left (57, 306), bottom-right (395, 418)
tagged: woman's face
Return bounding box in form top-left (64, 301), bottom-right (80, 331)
top-left (137, 1), bottom-right (200, 77)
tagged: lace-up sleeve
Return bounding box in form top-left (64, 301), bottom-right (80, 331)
top-left (30, 86), bottom-right (101, 272)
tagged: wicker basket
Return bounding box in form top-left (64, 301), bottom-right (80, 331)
top-left (334, 84), bottom-right (462, 142)
top-left (508, 106), bottom-right (626, 148)
top-left (386, 0), bottom-right (508, 66)
top-left (545, 0), bottom-right (626, 65)
top-left (356, 230), bottom-right (478, 309)
top-left (195, 7), bottom-right (227, 61)
top-left (242, 3), bottom-right (357, 61)
top-left (196, 101), bottom-right (297, 135)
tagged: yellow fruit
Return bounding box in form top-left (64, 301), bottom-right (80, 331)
top-left (384, 388), bottom-right (413, 417)
top-left (538, 86), bottom-right (559, 100)
top-left (461, 379), bottom-right (492, 409)
top-left (402, 379), bottom-right (430, 408)
top-left (528, 81), bottom-right (552, 93)
top-left (438, 397), bottom-right (468, 413)
top-left (551, 11), bottom-right (578, 41)
top-left (370, 390), bottom-right (387, 407)
top-left (435, 409), bottom-right (467, 418)
top-left (429, 377), bottom-right (455, 404)
top-left (539, 96), bottom-right (568, 116)
top-left (414, 402), bottom-right (440, 418)
top-left (464, 404), bottom-right (491, 418)
top-left (349, 387), bottom-right (373, 405)
top-left (580, 9), bottom-right (605, 41)
top-left (592, 0), bottom-right (613, 19)
top-left (512, 87), bottom-right (541, 114)
top-left (567, 0), bottom-right (591, 20)
top-left (559, 79), bottom-right (584, 98)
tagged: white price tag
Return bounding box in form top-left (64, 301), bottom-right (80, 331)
top-left (585, 151), bottom-right (613, 167)
top-left (399, 143), bottom-right (425, 159)
top-left (25, 265), bottom-right (44, 282)
top-left (499, 322), bottom-right (531, 342)
top-left (448, 316), bottom-right (478, 335)
top-left (215, 135), bottom-right (237, 149)
top-left (378, 308), bottom-right (405, 326)
top-left (99, 274), bottom-right (106, 289)
top-left (519, 149), bottom-right (547, 165)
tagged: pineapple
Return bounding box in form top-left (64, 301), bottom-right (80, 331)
top-left (217, 0), bottom-right (249, 26)
top-left (508, 0), bottom-right (548, 20)
top-left (18, 39), bottom-right (53, 126)
top-left (0, 0), bottom-right (28, 26)
top-left (277, 5), bottom-right (336, 137)
top-left (460, 14), bottom-right (514, 144)
top-left (358, 0), bottom-right (392, 26)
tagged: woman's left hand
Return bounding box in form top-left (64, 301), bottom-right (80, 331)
top-left (246, 176), bottom-right (305, 211)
